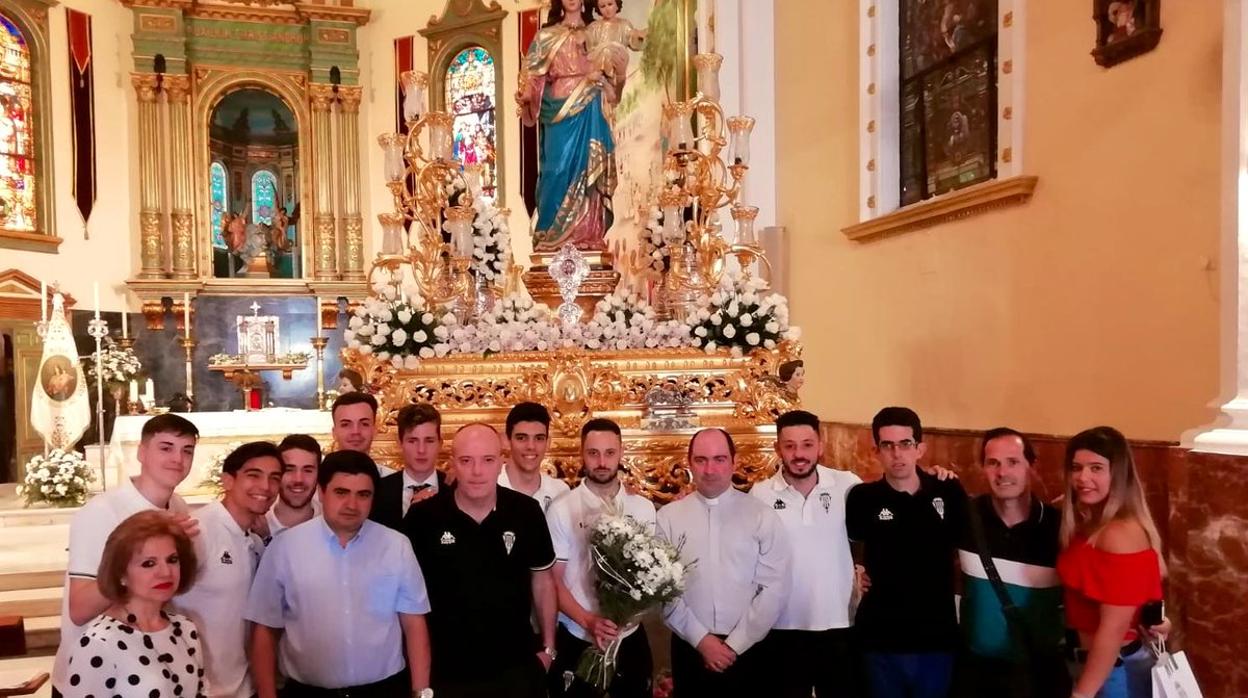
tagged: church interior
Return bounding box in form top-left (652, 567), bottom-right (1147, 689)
top-left (0, 0), bottom-right (1245, 695)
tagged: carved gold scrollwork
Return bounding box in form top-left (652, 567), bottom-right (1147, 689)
top-left (337, 86), bottom-right (362, 114)
top-left (309, 83), bottom-right (336, 112)
top-left (139, 210), bottom-right (163, 278)
top-left (163, 74), bottom-right (191, 103)
top-left (170, 211), bottom-right (195, 278)
top-left (131, 73), bottom-right (160, 102)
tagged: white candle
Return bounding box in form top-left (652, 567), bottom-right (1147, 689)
top-left (39, 281), bottom-right (46, 323)
top-left (93, 283), bottom-right (100, 320)
top-left (120, 299), bottom-right (129, 339)
top-left (315, 297), bottom-right (323, 338)
top-left (144, 378), bottom-right (154, 406)
top-left (183, 292), bottom-right (191, 339)
top-left (128, 380), bottom-right (139, 403)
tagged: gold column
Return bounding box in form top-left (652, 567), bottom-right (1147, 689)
top-left (165, 75), bottom-right (196, 279)
top-left (310, 83), bottom-right (338, 281)
top-left (133, 74), bottom-right (164, 279)
top-left (337, 86), bottom-right (365, 281)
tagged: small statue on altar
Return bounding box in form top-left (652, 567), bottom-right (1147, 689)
top-left (778, 360), bottom-right (805, 400)
top-left (337, 368), bottom-right (364, 394)
top-left (587, 0), bottom-right (646, 110)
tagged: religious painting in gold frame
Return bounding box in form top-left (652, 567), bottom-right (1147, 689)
top-left (1092, 0), bottom-right (1162, 68)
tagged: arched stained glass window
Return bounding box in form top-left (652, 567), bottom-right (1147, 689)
top-left (251, 170), bottom-right (277, 225)
top-left (210, 162), bottom-right (228, 248)
top-left (0, 14), bottom-right (35, 233)
top-left (445, 46), bottom-right (497, 199)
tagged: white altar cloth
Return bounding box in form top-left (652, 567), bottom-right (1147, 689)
top-left (104, 409), bottom-right (333, 493)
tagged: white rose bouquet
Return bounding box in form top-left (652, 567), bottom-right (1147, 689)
top-left (344, 285), bottom-right (454, 367)
top-left (581, 288), bottom-right (694, 351)
top-left (577, 511), bottom-right (689, 691)
top-left (686, 270), bottom-right (799, 357)
top-left (83, 338), bottom-right (142, 388)
top-left (21, 449), bottom-right (95, 507)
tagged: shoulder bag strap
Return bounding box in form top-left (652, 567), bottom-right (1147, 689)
top-left (967, 500), bottom-right (1036, 657)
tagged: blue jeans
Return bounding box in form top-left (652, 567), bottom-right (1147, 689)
top-left (864, 652), bottom-right (954, 698)
top-left (1090, 645), bottom-right (1154, 698)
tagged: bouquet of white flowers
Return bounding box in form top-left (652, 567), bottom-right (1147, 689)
top-left (442, 176), bottom-right (511, 283)
top-left (641, 205), bottom-right (673, 275)
top-left (344, 285), bottom-right (454, 367)
top-left (577, 511), bottom-right (689, 691)
top-left (83, 337), bottom-right (142, 388)
top-left (581, 288), bottom-right (694, 351)
top-left (21, 449), bottom-right (95, 507)
top-left (687, 270), bottom-right (799, 357)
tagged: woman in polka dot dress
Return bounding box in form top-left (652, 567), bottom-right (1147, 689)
top-left (64, 510), bottom-right (205, 698)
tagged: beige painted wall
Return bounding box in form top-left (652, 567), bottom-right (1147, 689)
top-left (4, 0), bottom-right (137, 312)
top-left (776, 2), bottom-right (1222, 441)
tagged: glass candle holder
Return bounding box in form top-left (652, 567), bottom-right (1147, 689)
top-left (401, 70), bottom-right (428, 123)
top-left (731, 204), bottom-right (759, 246)
top-left (463, 164), bottom-right (484, 199)
top-left (668, 101), bottom-right (696, 152)
top-left (378, 133), bottom-right (406, 183)
top-left (727, 116), bottom-right (756, 166)
top-left (426, 112), bottom-right (454, 161)
top-left (693, 53), bottom-right (723, 102)
top-left (659, 191), bottom-right (686, 245)
top-left (378, 212), bottom-right (406, 255)
top-left (444, 206), bottom-right (476, 257)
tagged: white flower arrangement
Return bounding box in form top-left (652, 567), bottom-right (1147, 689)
top-left (641, 204), bottom-right (673, 275)
top-left (83, 338), bottom-right (141, 387)
top-left (582, 288), bottom-right (692, 351)
top-left (21, 449), bottom-right (95, 508)
top-left (208, 352), bottom-right (310, 366)
top-left (199, 441), bottom-right (244, 495)
top-left (687, 269), bottom-right (799, 357)
top-left (344, 286), bottom-right (454, 368)
top-left (443, 177), bottom-right (511, 283)
top-left (448, 294), bottom-right (566, 355)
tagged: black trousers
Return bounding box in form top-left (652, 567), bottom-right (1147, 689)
top-left (670, 634), bottom-right (767, 698)
top-left (433, 657), bottom-right (548, 698)
top-left (757, 627), bottom-right (860, 698)
top-left (954, 651), bottom-right (1071, 698)
top-left (281, 669), bottom-right (409, 698)
top-left (547, 623), bottom-right (653, 698)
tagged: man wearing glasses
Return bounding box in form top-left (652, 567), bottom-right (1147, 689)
top-left (846, 406), bottom-right (967, 698)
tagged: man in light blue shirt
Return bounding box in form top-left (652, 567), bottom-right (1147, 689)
top-left (245, 450), bottom-right (433, 698)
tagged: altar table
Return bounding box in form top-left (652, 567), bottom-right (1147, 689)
top-left (104, 409), bottom-right (333, 493)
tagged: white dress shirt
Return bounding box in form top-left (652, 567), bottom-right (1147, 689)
top-left (402, 469), bottom-right (440, 518)
top-left (498, 466), bottom-right (571, 513)
top-left (547, 482), bottom-right (657, 642)
top-left (173, 501), bottom-right (265, 698)
top-left (657, 488), bottom-right (791, 655)
top-left (750, 464), bottom-right (862, 630)
top-left (244, 516), bottom-right (431, 689)
top-left (53, 476), bottom-right (189, 691)
top-left (265, 497), bottom-right (321, 540)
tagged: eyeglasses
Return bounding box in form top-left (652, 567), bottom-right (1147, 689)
top-left (877, 440), bottom-right (917, 452)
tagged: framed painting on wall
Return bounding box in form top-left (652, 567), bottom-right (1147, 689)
top-left (1092, 0), bottom-right (1162, 68)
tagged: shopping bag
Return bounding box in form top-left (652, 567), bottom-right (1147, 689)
top-left (1151, 638), bottom-right (1204, 698)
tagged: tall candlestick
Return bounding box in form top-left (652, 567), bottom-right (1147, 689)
top-left (128, 380), bottom-right (139, 404)
top-left (40, 281), bottom-right (46, 323)
top-left (183, 292), bottom-right (191, 339)
top-left (144, 378), bottom-right (154, 406)
top-left (120, 301), bottom-right (128, 339)
top-left (315, 297), bottom-right (323, 338)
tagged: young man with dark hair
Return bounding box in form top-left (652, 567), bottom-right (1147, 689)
top-left (405, 423), bottom-right (557, 698)
top-left (371, 403), bottom-right (448, 530)
top-left (750, 409), bottom-right (862, 698)
top-left (246, 450), bottom-right (432, 698)
top-left (546, 418), bottom-right (656, 698)
top-left (331, 391), bottom-right (378, 454)
top-left (659, 428), bottom-right (791, 698)
top-left (957, 427), bottom-right (1068, 698)
top-left (846, 406), bottom-right (967, 698)
top-left (176, 440), bottom-right (283, 698)
top-left (52, 413), bottom-right (201, 697)
top-left (501, 401), bottom-right (570, 512)
top-left (266, 433), bottom-right (323, 538)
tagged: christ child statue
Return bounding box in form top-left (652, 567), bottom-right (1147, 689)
top-left (586, 0), bottom-right (646, 104)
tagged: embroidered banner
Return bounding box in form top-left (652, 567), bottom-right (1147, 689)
top-left (519, 9), bottom-right (540, 217)
top-left (67, 9), bottom-right (95, 228)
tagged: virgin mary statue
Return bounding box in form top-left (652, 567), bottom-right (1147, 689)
top-left (517, 0), bottom-right (617, 252)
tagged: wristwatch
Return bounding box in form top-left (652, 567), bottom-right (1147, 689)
top-left (542, 646), bottom-right (558, 661)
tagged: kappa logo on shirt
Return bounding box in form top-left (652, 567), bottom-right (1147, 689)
top-left (220, 551), bottom-right (233, 565)
top-left (878, 508), bottom-right (894, 521)
top-left (440, 531), bottom-right (456, 545)
top-left (503, 531), bottom-right (516, 555)
top-left (542, 496), bottom-right (553, 511)
top-left (819, 492), bottom-right (832, 514)
top-left (773, 499), bottom-right (787, 510)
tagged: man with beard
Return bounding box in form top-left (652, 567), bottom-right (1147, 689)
top-left (175, 441), bottom-right (283, 697)
top-left (749, 410), bottom-right (862, 697)
top-left (546, 418), bottom-right (656, 698)
top-left (264, 434), bottom-right (322, 539)
top-left (846, 406), bottom-right (967, 698)
top-left (331, 391), bottom-right (377, 455)
top-left (500, 402), bottom-right (570, 512)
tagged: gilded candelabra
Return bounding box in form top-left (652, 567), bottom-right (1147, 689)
top-left (179, 337), bottom-right (197, 408)
top-left (310, 336), bottom-right (329, 410)
top-left (374, 70), bottom-right (481, 314)
top-left (656, 53), bottom-right (768, 314)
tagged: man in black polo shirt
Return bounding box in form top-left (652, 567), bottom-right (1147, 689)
top-left (956, 427), bottom-right (1067, 698)
top-left (846, 406), bottom-right (966, 698)
top-left (404, 422), bottom-right (557, 698)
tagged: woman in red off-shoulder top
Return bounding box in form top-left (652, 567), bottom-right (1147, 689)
top-left (1057, 426), bottom-right (1164, 698)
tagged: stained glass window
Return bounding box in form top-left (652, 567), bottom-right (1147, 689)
top-left (210, 162), bottom-right (228, 248)
top-left (0, 15), bottom-right (34, 232)
top-left (899, 0), bottom-right (998, 206)
top-left (445, 46), bottom-right (497, 199)
top-left (251, 170), bottom-right (277, 225)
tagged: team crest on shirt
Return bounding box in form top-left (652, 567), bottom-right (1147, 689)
top-left (220, 551), bottom-right (233, 565)
top-left (440, 531), bottom-right (456, 545)
top-left (503, 531), bottom-right (516, 555)
top-left (878, 508), bottom-right (894, 521)
top-left (543, 496), bottom-right (553, 511)
top-left (932, 497), bottom-right (946, 520)
top-left (773, 499), bottom-right (787, 510)
top-left (819, 492), bottom-right (832, 514)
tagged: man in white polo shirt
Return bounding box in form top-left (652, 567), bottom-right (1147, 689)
top-left (750, 409), bottom-right (862, 698)
top-left (175, 441), bottom-right (282, 698)
top-left (546, 418), bottom-right (656, 698)
top-left (264, 434), bottom-right (322, 540)
top-left (51, 413), bottom-right (199, 698)
top-left (500, 402), bottom-right (570, 512)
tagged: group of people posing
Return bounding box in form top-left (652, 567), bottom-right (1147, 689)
top-left (49, 390), bottom-right (1168, 698)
